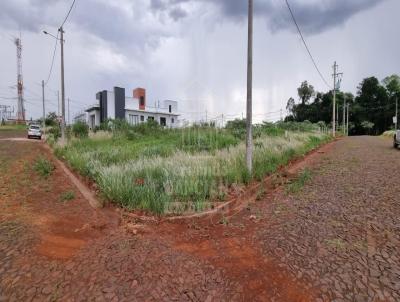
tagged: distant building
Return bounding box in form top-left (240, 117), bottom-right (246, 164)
top-left (85, 87), bottom-right (179, 129)
top-left (73, 112), bottom-right (86, 124)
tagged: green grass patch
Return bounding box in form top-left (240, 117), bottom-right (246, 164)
top-left (33, 157), bottom-right (55, 179)
top-left (60, 191), bottom-right (75, 202)
top-left (286, 169), bottom-right (312, 194)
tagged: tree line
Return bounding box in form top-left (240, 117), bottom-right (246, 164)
top-left (285, 75), bottom-right (400, 135)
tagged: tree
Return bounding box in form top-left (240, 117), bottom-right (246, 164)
top-left (297, 81), bottom-right (315, 105)
top-left (286, 97), bottom-right (295, 117)
top-left (382, 75), bottom-right (400, 97)
top-left (45, 112), bottom-right (58, 127)
top-left (355, 77), bottom-right (389, 134)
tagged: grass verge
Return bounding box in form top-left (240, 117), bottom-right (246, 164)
top-left (55, 123), bottom-right (330, 214)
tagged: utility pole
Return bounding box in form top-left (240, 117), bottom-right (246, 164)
top-left (332, 62), bottom-right (343, 137)
top-left (343, 95), bottom-right (346, 135)
top-left (68, 98), bottom-right (70, 126)
top-left (57, 91), bottom-right (60, 117)
top-left (395, 96), bottom-right (398, 131)
top-left (14, 36), bottom-right (25, 122)
top-left (59, 26), bottom-right (66, 143)
top-left (346, 103), bottom-right (350, 136)
top-left (245, 0), bottom-right (253, 174)
top-left (42, 80), bottom-right (46, 136)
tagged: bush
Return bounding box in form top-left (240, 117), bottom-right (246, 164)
top-left (33, 157), bottom-right (55, 178)
top-left (72, 121), bottom-right (89, 138)
top-left (48, 124), bottom-right (61, 139)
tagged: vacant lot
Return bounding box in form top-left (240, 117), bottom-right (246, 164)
top-left (55, 122), bottom-right (329, 214)
top-left (2, 128), bottom-right (398, 301)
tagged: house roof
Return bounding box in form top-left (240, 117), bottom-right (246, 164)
top-left (85, 104), bottom-right (100, 112)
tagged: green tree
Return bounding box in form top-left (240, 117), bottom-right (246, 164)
top-left (297, 81), bottom-right (315, 105)
top-left (382, 74), bottom-right (400, 97)
top-left (355, 77), bottom-right (389, 134)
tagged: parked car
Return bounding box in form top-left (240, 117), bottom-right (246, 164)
top-left (27, 124), bottom-right (42, 139)
top-left (394, 130), bottom-right (400, 148)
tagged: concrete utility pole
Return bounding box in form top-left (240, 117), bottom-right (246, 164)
top-left (346, 103), bottom-right (350, 136)
top-left (59, 27), bottom-right (66, 143)
top-left (395, 97), bottom-right (398, 131)
top-left (57, 91), bottom-right (60, 116)
top-left (332, 62), bottom-right (337, 137)
top-left (42, 80), bottom-right (46, 136)
top-left (68, 98), bottom-right (70, 126)
top-left (332, 62), bottom-right (343, 137)
top-left (246, 0), bottom-right (253, 174)
top-left (14, 36), bottom-right (25, 122)
top-left (343, 95), bottom-right (346, 135)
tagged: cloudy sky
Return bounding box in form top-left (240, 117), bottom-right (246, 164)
top-left (0, 0), bottom-right (399, 123)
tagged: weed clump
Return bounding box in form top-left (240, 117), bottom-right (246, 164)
top-left (33, 157), bottom-right (55, 179)
top-left (60, 191), bottom-right (75, 202)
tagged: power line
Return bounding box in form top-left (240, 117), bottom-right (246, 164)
top-left (61, 0), bottom-right (77, 28)
top-left (44, 35), bottom-right (59, 86)
top-left (284, 0), bottom-right (332, 90)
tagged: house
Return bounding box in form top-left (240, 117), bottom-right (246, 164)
top-left (85, 87), bottom-right (179, 129)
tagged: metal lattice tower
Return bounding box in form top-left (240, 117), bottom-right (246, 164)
top-left (14, 37), bottom-right (25, 121)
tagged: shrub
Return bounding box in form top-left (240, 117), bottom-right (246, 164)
top-left (72, 121), bottom-right (89, 138)
top-left (33, 157), bottom-right (55, 178)
top-left (48, 125), bottom-right (61, 139)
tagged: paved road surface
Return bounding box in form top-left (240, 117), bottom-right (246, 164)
top-left (0, 135), bottom-right (399, 301)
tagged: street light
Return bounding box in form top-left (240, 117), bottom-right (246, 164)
top-left (43, 28), bottom-right (66, 144)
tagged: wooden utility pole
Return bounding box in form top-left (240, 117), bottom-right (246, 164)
top-left (246, 0), bottom-right (253, 174)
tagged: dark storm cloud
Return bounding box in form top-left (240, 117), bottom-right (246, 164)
top-left (152, 0), bottom-right (383, 34)
top-left (0, 0), bottom-right (384, 47)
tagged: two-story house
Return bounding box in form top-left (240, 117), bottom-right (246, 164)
top-left (85, 87), bottom-right (179, 129)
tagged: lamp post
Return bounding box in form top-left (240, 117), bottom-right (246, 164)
top-left (43, 28), bottom-right (66, 144)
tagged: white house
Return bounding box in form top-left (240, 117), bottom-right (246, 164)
top-left (85, 87), bottom-right (179, 129)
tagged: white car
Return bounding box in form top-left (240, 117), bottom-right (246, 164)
top-left (394, 130), bottom-right (400, 149)
top-left (27, 125), bottom-right (42, 140)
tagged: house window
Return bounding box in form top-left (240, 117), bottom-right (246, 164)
top-left (148, 116), bottom-right (154, 121)
top-left (139, 96), bottom-right (145, 108)
top-left (171, 118), bottom-right (174, 124)
top-left (160, 117), bottom-right (166, 126)
top-left (169, 105), bottom-right (172, 113)
top-left (129, 114), bottom-right (139, 125)
top-left (140, 115), bottom-right (144, 122)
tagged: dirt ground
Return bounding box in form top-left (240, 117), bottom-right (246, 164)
top-left (0, 131), bottom-right (399, 302)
